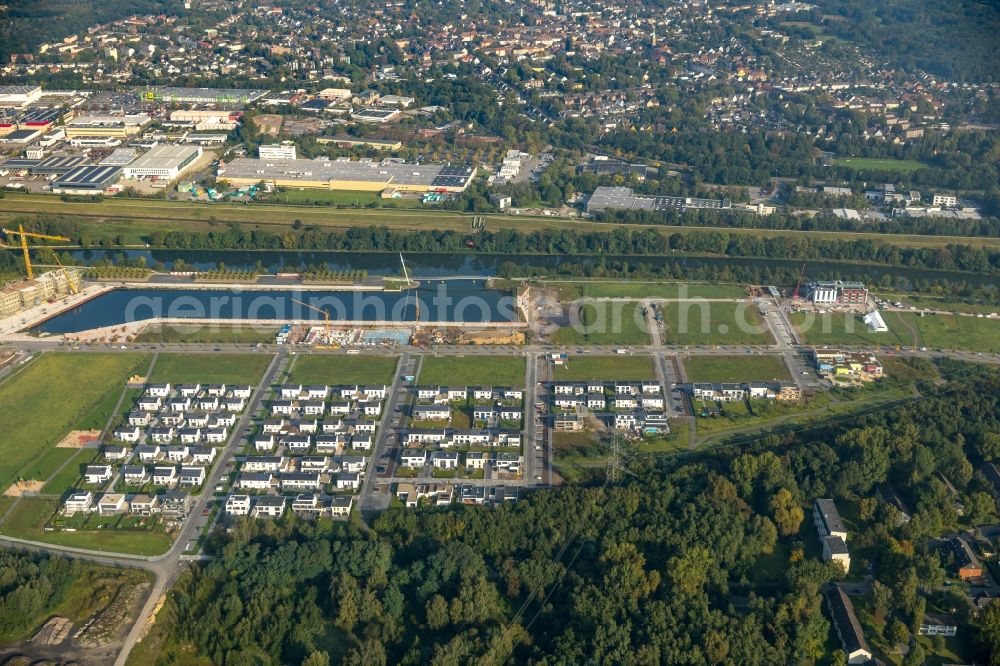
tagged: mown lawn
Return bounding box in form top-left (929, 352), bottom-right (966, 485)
top-left (0, 498), bottom-right (173, 555)
top-left (898, 312), bottom-right (1000, 352)
top-left (288, 354), bottom-right (398, 385)
top-left (790, 311), bottom-right (914, 347)
top-left (683, 355), bottom-right (790, 383)
top-left (833, 157), bottom-right (927, 173)
top-left (552, 301), bottom-right (651, 346)
top-left (149, 353), bottom-right (272, 384)
top-left (553, 281), bottom-right (746, 300)
top-left (136, 324), bottom-right (277, 344)
top-left (552, 355), bottom-right (657, 380)
top-left (18, 448), bottom-right (79, 484)
top-left (418, 355), bottom-right (525, 387)
top-left (43, 449), bottom-right (100, 495)
top-left (0, 353), bottom-right (148, 490)
top-left (661, 301), bottom-right (773, 345)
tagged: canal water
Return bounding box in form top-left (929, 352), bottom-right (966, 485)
top-left (32, 280), bottom-right (516, 334)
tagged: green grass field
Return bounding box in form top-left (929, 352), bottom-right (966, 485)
top-left (551, 302), bottom-right (652, 346)
top-left (790, 311), bottom-right (915, 347)
top-left (898, 312), bottom-right (1000, 352)
top-left (272, 189), bottom-right (382, 206)
top-left (834, 157), bottom-right (927, 173)
top-left (552, 281), bottom-right (747, 300)
top-left (552, 355), bottom-right (657, 380)
top-left (42, 449), bottom-right (100, 495)
top-left (287, 354), bottom-right (398, 385)
top-left (661, 301), bottom-right (773, 345)
top-left (683, 355), bottom-right (790, 382)
top-left (136, 324), bottom-right (277, 344)
top-left (418, 355), bottom-right (525, 387)
top-left (149, 353), bottom-right (272, 384)
top-left (0, 499), bottom-right (173, 555)
top-left (0, 353), bottom-right (148, 491)
top-left (18, 448), bottom-right (79, 484)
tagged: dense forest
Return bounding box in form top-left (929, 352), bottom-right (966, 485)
top-left (0, 550), bottom-right (83, 642)
top-left (130, 361), bottom-right (1000, 665)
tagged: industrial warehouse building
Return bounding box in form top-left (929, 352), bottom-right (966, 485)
top-left (217, 157), bottom-right (475, 193)
top-left (586, 186), bottom-right (730, 214)
top-left (123, 145), bottom-right (202, 179)
top-left (64, 113), bottom-right (151, 138)
top-left (51, 165), bottom-right (123, 194)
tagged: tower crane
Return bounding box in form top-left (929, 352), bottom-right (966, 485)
top-left (291, 298), bottom-right (334, 339)
top-left (52, 254), bottom-right (80, 295)
top-left (1, 225), bottom-right (72, 280)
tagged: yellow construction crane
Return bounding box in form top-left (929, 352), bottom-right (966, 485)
top-left (1, 225), bottom-right (71, 280)
top-left (52, 254), bottom-right (79, 295)
top-left (291, 298), bottom-right (336, 343)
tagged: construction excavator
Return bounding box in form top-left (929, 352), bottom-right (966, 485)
top-left (1, 225), bottom-right (72, 281)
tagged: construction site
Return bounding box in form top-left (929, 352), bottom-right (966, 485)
top-left (0, 225), bottom-right (84, 317)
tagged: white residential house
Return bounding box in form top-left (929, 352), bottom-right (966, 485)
top-left (135, 445), bottom-right (162, 463)
top-left (329, 401), bottom-right (352, 415)
top-left (238, 472), bottom-right (274, 490)
top-left (146, 383), bottom-right (171, 398)
top-left (272, 400), bottom-right (296, 416)
top-left (205, 384), bottom-right (227, 397)
top-left (64, 491), bottom-right (94, 515)
top-left (243, 457), bottom-right (284, 473)
top-left (97, 493), bottom-right (127, 515)
top-left (303, 385), bottom-right (329, 400)
top-left (413, 405), bottom-right (450, 421)
top-left (338, 456), bottom-right (366, 473)
top-left (226, 494), bottom-right (251, 516)
top-left (298, 419), bottom-right (318, 434)
top-left (278, 385), bottom-right (302, 399)
top-left (127, 411), bottom-right (151, 427)
top-left (84, 465), bottom-right (113, 485)
top-left (123, 465), bottom-right (149, 485)
top-left (330, 495), bottom-right (354, 517)
top-left (283, 435), bottom-right (312, 452)
top-left (350, 434), bottom-right (373, 451)
top-left (262, 419), bottom-right (287, 434)
top-left (178, 428), bottom-right (202, 444)
top-left (230, 385), bottom-right (253, 399)
top-left (431, 451), bottom-right (460, 469)
top-left (407, 430), bottom-right (448, 445)
top-left (252, 496), bottom-right (286, 518)
top-left (113, 426), bottom-right (141, 442)
top-left (177, 384), bottom-right (201, 397)
top-left (291, 493), bottom-right (323, 518)
top-left (254, 434), bottom-right (276, 452)
top-left (197, 397), bottom-right (219, 411)
top-left (315, 435), bottom-right (345, 454)
top-left (401, 449), bottom-right (427, 468)
top-left (302, 401), bottom-right (325, 416)
top-left (466, 452), bottom-right (489, 470)
top-left (178, 466), bottom-right (206, 487)
top-left (103, 444), bottom-right (129, 461)
top-left (149, 426), bottom-right (176, 444)
top-left (363, 385), bottom-right (387, 399)
top-left (205, 427), bottom-right (228, 444)
top-left (360, 401), bottom-right (382, 416)
top-left (281, 472), bottom-right (321, 492)
top-left (152, 465), bottom-right (178, 487)
top-left (336, 471), bottom-right (361, 490)
top-left (138, 396), bottom-right (162, 411)
top-left (189, 447), bottom-right (217, 465)
top-left (452, 429), bottom-right (491, 446)
top-left (168, 398), bottom-right (191, 412)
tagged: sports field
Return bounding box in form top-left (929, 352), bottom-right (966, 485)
top-left (661, 302), bottom-right (773, 345)
top-left (552, 355), bottom-right (657, 381)
top-left (683, 355), bottom-right (790, 383)
top-left (418, 355), bottom-right (525, 387)
top-left (148, 353), bottom-right (272, 384)
top-left (790, 311), bottom-right (915, 347)
top-left (287, 354), bottom-right (398, 385)
top-left (833, 157), bottom-right (927, 173)
top-left (0, 353), bottom-right (148, 491)
top-left (551, 302), bottom-right (651, 346)
top-left (3, 192), bottom-right (997, 251)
